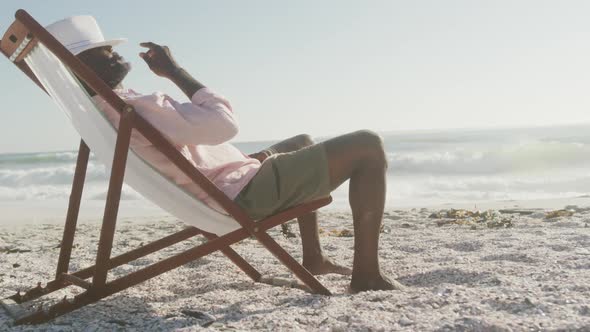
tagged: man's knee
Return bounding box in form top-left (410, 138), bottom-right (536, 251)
top-left (353, 130), bottom-right (387, 168)
top-left (293, 134), bottom-right (314, 149)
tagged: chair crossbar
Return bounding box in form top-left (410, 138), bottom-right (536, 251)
top-left (59, 274), bottom-right (91, 290)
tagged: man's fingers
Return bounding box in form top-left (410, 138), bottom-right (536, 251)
top-left (139, 52), bottom-right (153, 61)
top-left (139, 42), bottom-right (158, 49)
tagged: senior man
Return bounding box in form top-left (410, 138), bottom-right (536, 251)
top-left (46, 16), bottom-right (400, 292)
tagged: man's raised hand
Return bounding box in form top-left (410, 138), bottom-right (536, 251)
top-left (139, 42), bottom-right (180, 79)
top-left (140, 42), bottom-right (205, 98)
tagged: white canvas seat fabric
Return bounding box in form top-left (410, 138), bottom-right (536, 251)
top-left (24, 43), bottom-right (241, 235)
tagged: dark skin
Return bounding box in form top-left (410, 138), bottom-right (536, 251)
top-left (77, 46), bottom-right (131, 93)
top-left (77, 42), bottom-right (402, 292)
top-left (138, 42), bottom-right (205, 98)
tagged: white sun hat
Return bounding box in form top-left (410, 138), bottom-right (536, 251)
top-left (45, 15), bottom-right (126, 55)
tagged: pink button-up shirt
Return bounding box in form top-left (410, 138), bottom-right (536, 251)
top-left (93, 87), bottom-right (261, 213)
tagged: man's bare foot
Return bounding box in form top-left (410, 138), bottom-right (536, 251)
top-left (303, 257), bottom-right (352, 275)
top-left (349, 274), bottom-right (406, 293)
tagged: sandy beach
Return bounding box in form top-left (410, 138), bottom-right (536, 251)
top-left (1, 198), bottom-right (590, 331)
top-left (2, 125), bottom-right (589, 331)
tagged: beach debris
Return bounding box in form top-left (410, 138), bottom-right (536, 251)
top-left (429, 209), bottom-right (512, 228)
top-left (429, 211), bottom-right (444, 219)
top-left (545, 209), bottom-right (574, 220)
top-left (486, 218), bottom-right (513, 229)
top-left (107, 319), bottom-right (129, 326)
top-left (442, 317), bottom-right (509, 332)
top-left (52, 242), bottom-right (79, 250)
top-left (434, 286), bottom-right (453, 297)
top-left (1, 247), bottom-right (32, 254)
top-left (262, 276), bottom-right (297, 287)
top-left (181, 309), bottom-right (216, 327)
top-left (329, 229), bottom-right (353, 237)
top-left (12, 263), bottom-right (20, 268)
top-left (499, 209), bottom-right (536, 215)
top-left (336, 314), bottom-right (349, 322)
top-left (260, 276), bottom-right (310, 292)
top-left (530, 211), bottom-right (547, 219)
top-left (380, 224), bottom-right (392, 233)
top-left (398, 316), bottom-right (414, 326)
top-left (384, 213), bottom-right (403, 221)
top-left (280, 222), bottom-right (297, 238)
top-left (564, 205), bottom-right (590, 213)
top-left (435, 218), bottom-right (470, 227)
top-left (430, 209), bottom-right (493, 220)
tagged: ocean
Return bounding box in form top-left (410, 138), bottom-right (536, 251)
top-left (1, 124), bottom-right (589, 222)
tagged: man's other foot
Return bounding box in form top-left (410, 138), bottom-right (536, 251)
top-left (303, 257), bottom-right (352, 275)
top-left (349, 274), bottom-right (406, 293)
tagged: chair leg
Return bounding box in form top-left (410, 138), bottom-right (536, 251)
top-left (254, 231), bottom-right (331, 295)
top-left (55, 140), bottom-right (90, 278)
top-left (92, 112), bottom-right (134, 289)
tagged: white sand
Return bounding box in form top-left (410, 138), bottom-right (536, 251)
top-left (1, 202), bottom-right (590, 331)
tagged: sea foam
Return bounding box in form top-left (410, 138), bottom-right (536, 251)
top-left (1, 125), bottom-right (589, 206)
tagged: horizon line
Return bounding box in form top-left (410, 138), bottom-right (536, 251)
top-left (2, 122), bottom-right (590, 155)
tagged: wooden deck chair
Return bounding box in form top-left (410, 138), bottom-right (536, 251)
top-left (0, 9), bottom-right (332, 325)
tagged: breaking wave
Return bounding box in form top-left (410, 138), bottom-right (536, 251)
top-left (388, 140), bottom-right (590, 175)
top-left (1, 125), bottom-right (590, 204)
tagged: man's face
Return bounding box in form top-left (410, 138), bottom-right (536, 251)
top-left (77, 46), bottom-right (131, 89)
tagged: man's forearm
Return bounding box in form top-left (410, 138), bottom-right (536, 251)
top-left (168, 67), bottom-right (206, 99)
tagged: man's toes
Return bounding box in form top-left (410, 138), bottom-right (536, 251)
top-left (387, 278), bottom-right (407, 291)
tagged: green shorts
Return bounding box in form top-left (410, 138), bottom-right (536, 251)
top-left (234, 143), bottom-right (331, 220)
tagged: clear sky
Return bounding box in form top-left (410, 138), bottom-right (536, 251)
top-left (1, 0), bottom-right (590, 153)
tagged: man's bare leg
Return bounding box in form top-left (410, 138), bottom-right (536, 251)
top-left (322, 130), bottom-right (401, 292)
top-left (261, 135), bottom-right (351, 275)
top-left (297, 212), bottom-right (352, 275)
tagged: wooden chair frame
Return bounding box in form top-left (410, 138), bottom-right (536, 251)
top-left (0, 9), bottom-right (332, 325)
